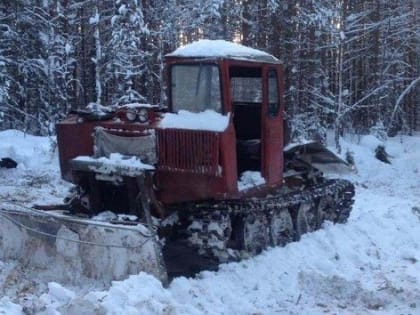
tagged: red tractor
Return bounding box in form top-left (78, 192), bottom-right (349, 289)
top-left (1, 40), bottom-right (354, 281)
top-left (56, 40), bottom-right (354, 277)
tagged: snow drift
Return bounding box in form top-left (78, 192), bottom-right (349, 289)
top-left (0, 130), bottom-right (419, 314)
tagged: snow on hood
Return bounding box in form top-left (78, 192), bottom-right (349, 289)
top-left (158, 110), bottom-right (230, 132)
top-left (167, 39), bottom-right (279, 63)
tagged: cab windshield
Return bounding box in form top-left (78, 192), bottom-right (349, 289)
top-left (171, 64), bottom-right (222, 113)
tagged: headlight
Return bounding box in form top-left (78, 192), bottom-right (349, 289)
top-left (126, 110), bottom-right (137, 121)
top-left (137, 108), bottom-right (149, 123)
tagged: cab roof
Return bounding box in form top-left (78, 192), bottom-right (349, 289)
top-left (166, 39), bottom-right (281, 64)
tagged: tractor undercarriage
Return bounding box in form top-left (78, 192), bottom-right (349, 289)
top-left (162, 178), bottom-right (354, 278)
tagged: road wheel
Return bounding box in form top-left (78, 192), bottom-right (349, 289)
top-left (316, 196), bottom-right (338, 227)
top-left (269, 209), bottom-right (294, 246)
top-left (295, 201), bottom-right (317, 240)
top-left (240, 213), bottom-right (269, 254)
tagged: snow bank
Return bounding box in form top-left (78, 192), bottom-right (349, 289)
top-left (0, 129), bottom-right (54, 170)
top-left (1, 130), bottom-right (420, 315)
top-left (158, 110), bottom-right (230, 132)
top-left (0, 297), bottom-right (23, 315)
top-left (0, 130), bottom-right (70, 206)
top-left (83, 274), bottom-right (186, 314)
top-left (39, 282), bottom-right (75, 310)
top-left (64, 134), bottom-right (420, 314)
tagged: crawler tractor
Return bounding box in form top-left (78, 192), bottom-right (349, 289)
top-left (0, 40), bottom-right (354, 282)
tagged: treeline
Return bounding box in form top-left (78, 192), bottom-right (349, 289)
top-left (0, 0), bottom-right (418, 139)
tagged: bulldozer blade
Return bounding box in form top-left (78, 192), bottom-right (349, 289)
top-left (0, 206), bottom-right (167, 285)
top-left (284, 141), bottom-right (353, 174)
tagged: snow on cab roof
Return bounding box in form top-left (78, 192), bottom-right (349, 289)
top-left (166, 39), bottom-right (280, 63)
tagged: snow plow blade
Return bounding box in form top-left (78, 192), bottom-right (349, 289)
top-left (0, 206), bottom-right (167, 285)
top-left (284, 141), bottom-right (352, 174)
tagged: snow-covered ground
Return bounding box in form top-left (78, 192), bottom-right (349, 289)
top-left (0, 129), bottom-right (419, 315)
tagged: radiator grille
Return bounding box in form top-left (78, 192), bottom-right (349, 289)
top-left (156, 129), bottom-right (220, 176)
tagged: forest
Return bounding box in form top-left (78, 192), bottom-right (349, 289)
top-left (0, 0), bottom-right (418, 141)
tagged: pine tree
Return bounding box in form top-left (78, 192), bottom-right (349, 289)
top-left (106, 0), bottom-right (149, 105)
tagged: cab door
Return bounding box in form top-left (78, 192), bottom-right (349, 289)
top-left (261, 65), bottom-right (284, 185)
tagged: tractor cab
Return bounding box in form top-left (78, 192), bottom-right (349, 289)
top-left (164, 39), bottom-right (285, 197)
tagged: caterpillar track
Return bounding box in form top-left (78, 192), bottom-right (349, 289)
top-left (163, 179), bottom-right (355, 278)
